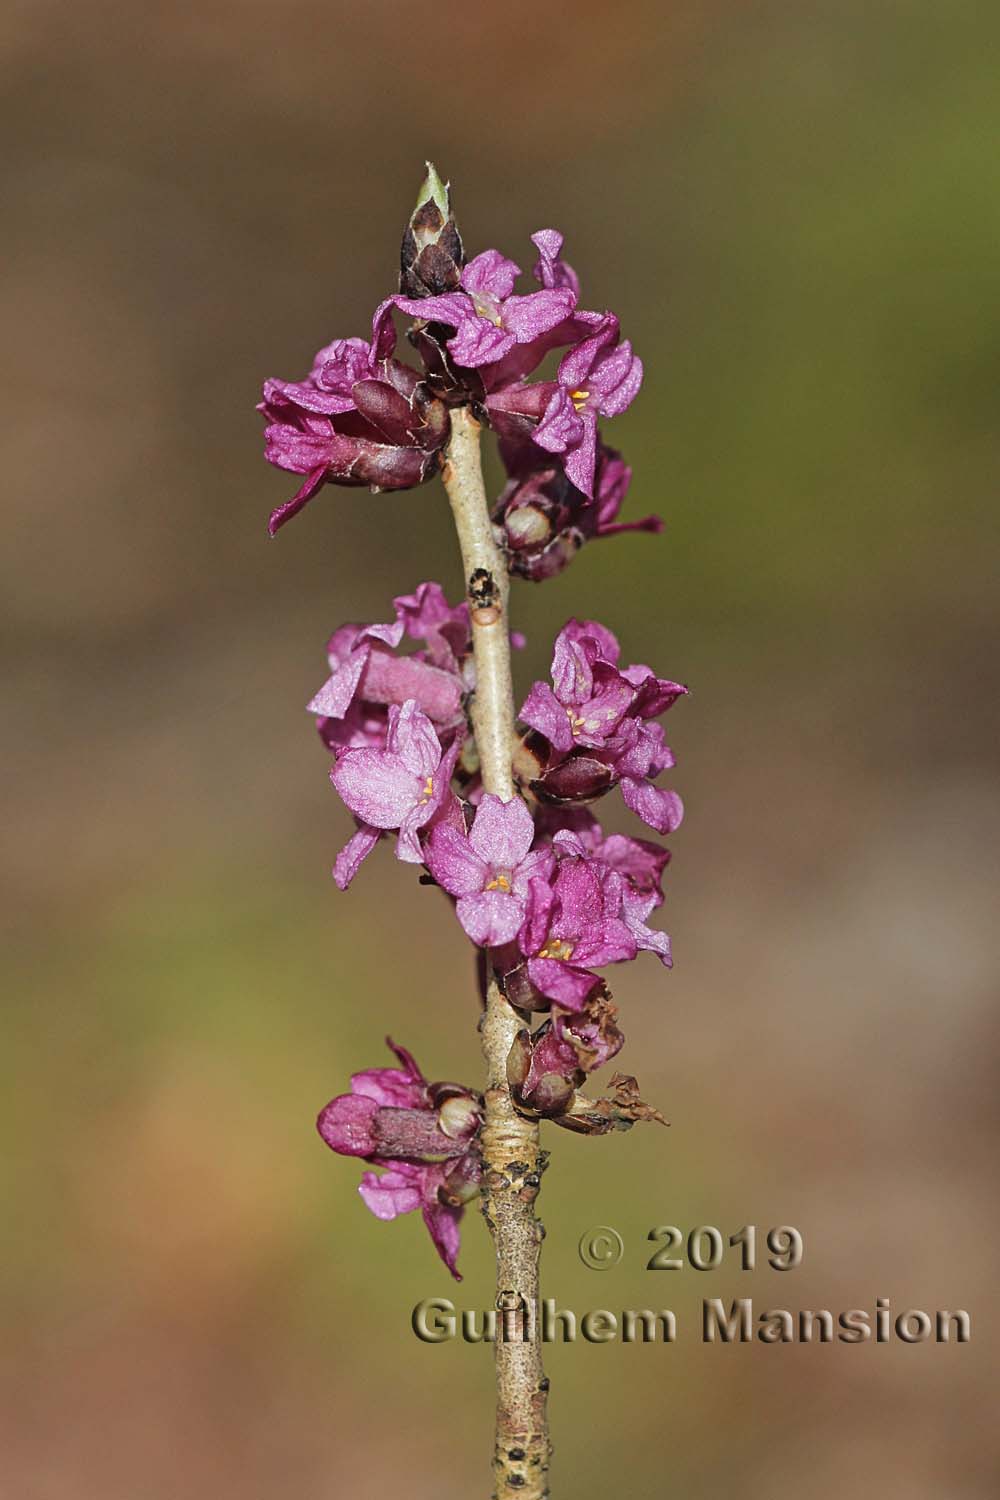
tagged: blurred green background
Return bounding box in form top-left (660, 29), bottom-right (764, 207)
top-left (2, 0), bottom-right (997, 1495)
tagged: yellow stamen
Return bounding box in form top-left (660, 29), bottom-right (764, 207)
top-left (472, 294), bottom-right (504, 328)
top-left (485, 874), bottom-right (512, 893)
top-left (421, 776), bottom-right (434, 802)
top-left (569, 388), bottom-right (590, 409)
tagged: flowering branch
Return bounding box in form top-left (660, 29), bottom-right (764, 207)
top-left (258, 164), bottom-right (687, 1498)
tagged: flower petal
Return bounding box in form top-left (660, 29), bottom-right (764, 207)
top-left (592, 342), bottom-right (643, 417)
top-left (389, 700), bottom-right (444, 780)
top-left (447, 316), bottom-right (515, 369)
top-left (425, 823), bottom-right (490, 898)
top-left (332, 747), bottom-right (419, 828)
top-left (461, 249), bottom-right (520, 300)
top-left (502, 288), bottom-right (577, 343)
top-left (620, 777), bottom-right (685, 835)
top-left (333, 822), bottom-right (381, 889)
top-left (422, 1202), bottom-right (463, 1280)
top-left (526, 957), bottom-right (603, 1011)
top-left (267, 466), bottom-right (327, 536)
top-left (556, 314), bottom-right (619, 389)
top-left (359, 1167), bottom-right (422, 1220)
top-left (456, 888), bottom-right (526, 948)
top-left (533, 387), bottom-right (584, 457)
top-left (519, 681), bottom-right (575, 753)
top-left (531, 229), bottom-right (580, 297)
top-left (519, 875), bottom-right (555, 958)
top-left (317, 1093), bottom-right (378, 1155)
top-left (262, 376), bottom-right (356, 416)
top-left (468, 793), bottom-right (535, 869)
top-left (563, 411), bottom-right (599, 498)
top-left (308, 651), bottom-right (368, 719)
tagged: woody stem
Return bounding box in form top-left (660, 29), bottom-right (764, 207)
top-left (441, 405), bottom-right (551, 1500)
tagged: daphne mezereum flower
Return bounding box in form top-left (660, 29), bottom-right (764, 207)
top-left (424, 793), bottom-right (554, 948)
top-left (393, 246), bottom-right (577, 372)
top-left (494, 442), bottom-right (662, 581)
top-left (551, 826), bottom-right (672, 967)
top-left (509, 848), bottom-right (638, 1011)
top-left (308, 583), bottom-right (470, 755)
top-left (519, 620), bottom-right (687, 836)
top-left (330, 700), bottom-right (462, 884)
top-left (317, 1038), bottom-right (482, 1279)
top-left (259, 304), bottom-right (449, 534)
top-left (530, 316), bottom-right (643, 498)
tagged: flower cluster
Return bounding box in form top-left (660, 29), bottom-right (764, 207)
top-left (306, 582), bottom-right (684, 1270)
top-left (317, 1039), bottom-right (481, 1279)
top-left (259, 168), bottom-right (660, 571)
top-left (305, 581), bottom-right (473, 887)
top-left (518, 619), bottom-right (687, 835)
top-left (264, 170), bottom-right (686, 1279)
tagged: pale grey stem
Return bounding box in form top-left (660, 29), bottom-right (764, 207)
top-left (442, 405), bottom-right (551, 1499)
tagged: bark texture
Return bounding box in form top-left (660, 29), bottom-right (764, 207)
top-left (442, 407), bottom-right (551, 1498)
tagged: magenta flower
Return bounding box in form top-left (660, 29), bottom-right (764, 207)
top-left (394, 245), bottom-right (577, 372)
top-left (393, 579), bottom-right (472, 676)
top-left (600, 716), bottom-right (684, 837)
top-left (425, 793), bottom-right (554, 948)
top-left (331, 700), bottom-right (462, 881)
top-left (317, 1039), bottom-right (482, 1279)
top-left (494, 443), bottom-right (662, 582)
top-left (532, 316), bottom-right (643, 497)
top-left (514, 849), bottom-right (638, 1011)
top-left (520, 620), bottom-right (687, 837)
top-left (520, 619), bottom-right (638, 756)
top-left (552, 826), bottom-right (672, 967)
top-left (260, 305), bottom-right (396, 418)
top-left (308, 585), bottom-right (469, 750)
top-left (259, 304), bottom-right (449, 534)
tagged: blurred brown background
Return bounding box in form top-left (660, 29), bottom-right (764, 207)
top-left (2, 1), bottom-right (997, 1495)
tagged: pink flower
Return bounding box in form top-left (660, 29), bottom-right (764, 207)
top-left (317, 1039), bottom-right (481, 1280)
top-left (259, 304), bottom-right (449, 534)
top-left (494, 443), bottom-right (662, 582)
top-left (520, 619), bottom-right (638, 756)
top-left (552, 825), bottom-right (672, 968)
top-left (532, 316), bottom-right (643, 498)
top-left (425, 794), bottom-right (554, 947)
top-left (513, 847), bottom-right (638, 1011)
top-left (331, 701), bottom-right (462, 882)
top-left (520, 620), bottom-right (687, 837)
top-left (393, 244), bottom-right (577, 372)
top-left (308, 584), bottom-right (470, 749)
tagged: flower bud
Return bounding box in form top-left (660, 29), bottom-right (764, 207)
top-left (503, 503), bottom-right (553, 550)
top-left (437, 1093), bottom-right (481, 1141)
top-left (400, 162), bottom-right (464, 298)
top-left (498, 958), bottom-right (548, 1014)
top-left (439, 1152), bottom-right (482, 1207)
top-left (512, 730), bottom-right (548, 791)
top-left (531, 753), bottom-right (615, 805)
top-left (492, 444), bottom-right (661, 581)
